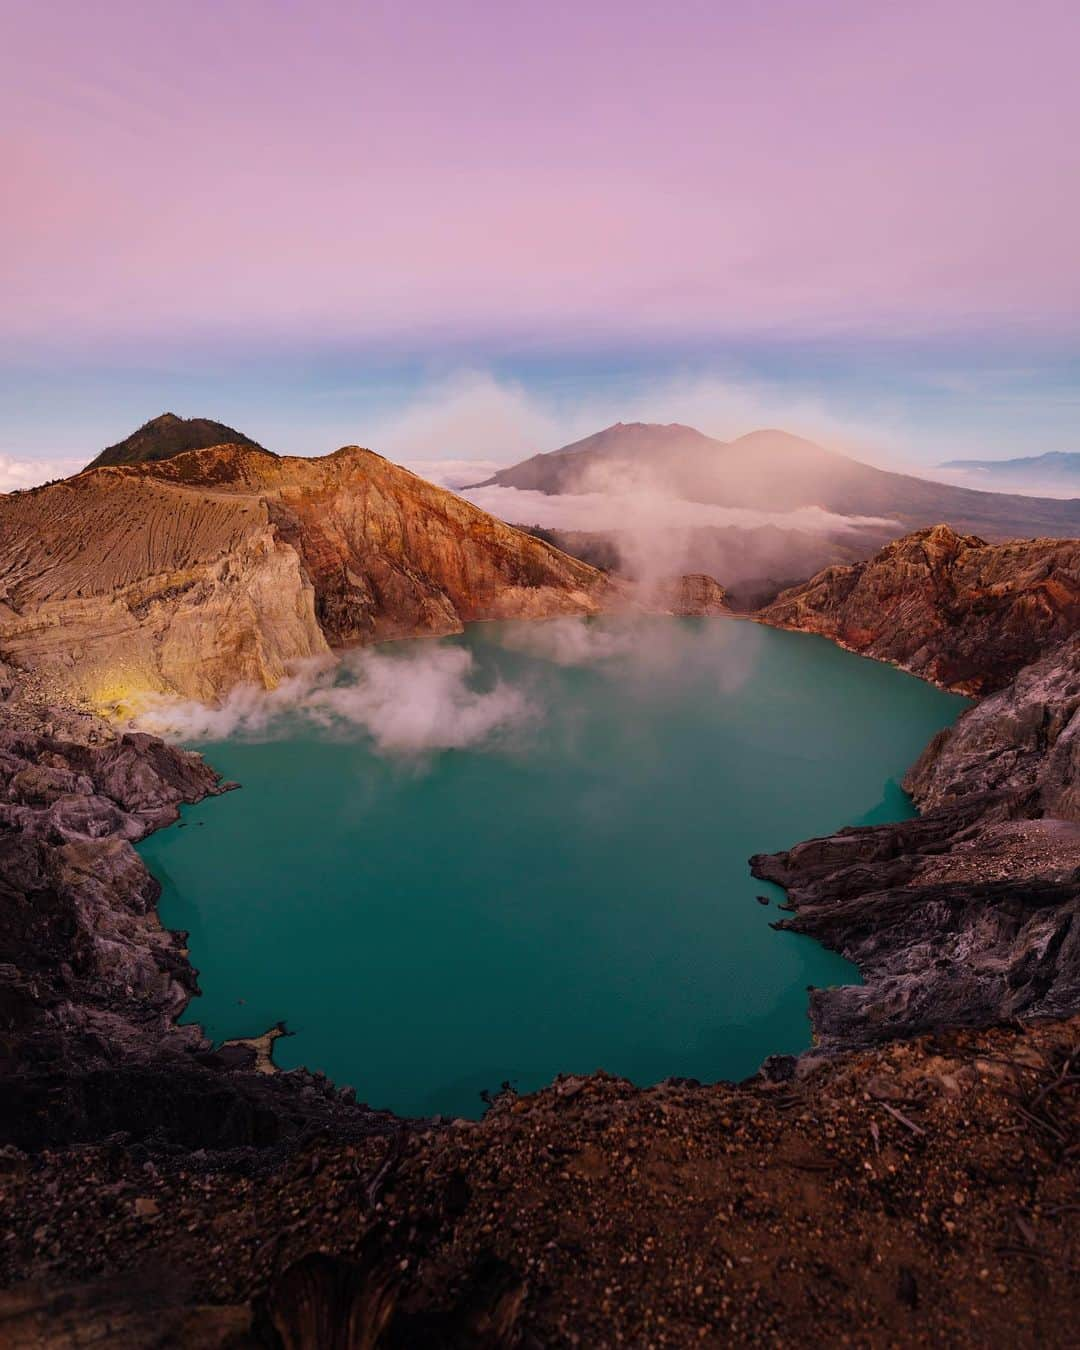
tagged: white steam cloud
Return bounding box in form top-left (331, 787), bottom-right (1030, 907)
top-left (497, 616), bottom-right (645, 667)
top-left (133, 645), bottom-right (533, 754)
top-left (497, 615), bottom-right (758, 694)
top-left (132, 617), bottom-right (758, 758)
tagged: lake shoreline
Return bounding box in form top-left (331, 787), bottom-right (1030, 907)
top-left (141, 618), bottom-right (958, 1117)
top-left (2, 606), bottom-right (1076, 1145)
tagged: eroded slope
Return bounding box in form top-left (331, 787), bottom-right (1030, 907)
top-left (0, 446), bottom-right (614, 705)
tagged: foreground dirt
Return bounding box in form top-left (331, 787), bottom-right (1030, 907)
top-left (1, 1019), bottom-right (1076, 1348)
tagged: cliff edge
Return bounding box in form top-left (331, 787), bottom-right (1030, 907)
top-left (757, 525), bottom-right (1080, 694)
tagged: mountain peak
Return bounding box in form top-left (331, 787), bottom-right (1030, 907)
top-left (84, 414), bottom-right (269, 472)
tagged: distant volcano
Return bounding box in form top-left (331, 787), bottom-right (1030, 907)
top-left (471, 422), bottom-right (1080, 541)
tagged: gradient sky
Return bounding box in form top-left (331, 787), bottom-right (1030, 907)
top-left (3, 0), bottom-right (1079, 479)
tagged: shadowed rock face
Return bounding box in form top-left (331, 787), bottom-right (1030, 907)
top-left (753, 807), bottom-right (1080, 1051)
top-left (757, 525), bottom-right (1080, 693)
top-left (905, 633), bottom-right (1080, 816)
top-left (0, 704), bottom-right (398, 1152)
top-left (750, 628), bottom-right (1080, 1053)
top-left (83, 413), bottom-right (267, 471)
top-left (0, 444), bottom-right (614, 706)
top-left (653, 572), bottom-right (730, 616)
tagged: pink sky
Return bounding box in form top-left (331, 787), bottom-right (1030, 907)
top-left (3, 0), bottom-right (1078, 350)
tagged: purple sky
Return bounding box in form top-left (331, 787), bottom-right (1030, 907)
top-left (5, 0), bottom-right (1078, 345)
top-left (2, 1), bottom-right (1079, 475)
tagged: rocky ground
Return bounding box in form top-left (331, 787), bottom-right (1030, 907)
top-left (1, 1018), bottom-right (1076, 1347)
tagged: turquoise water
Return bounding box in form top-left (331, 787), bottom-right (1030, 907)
top-left (140, 618), bottom-right (967, 1118)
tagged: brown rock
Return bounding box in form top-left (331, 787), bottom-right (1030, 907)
top-left (757, 524), bottom-right (1080, 693)
top-left (654, 573), bottom-right (731, 617)
top-left (0, 445), bottom-right (615, 707)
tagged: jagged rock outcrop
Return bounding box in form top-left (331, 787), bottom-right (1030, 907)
top-left (750, 538), bottom-right (1080, 1052)
top-left (758, 525), bottom-right (1080, 693)
top-left (0, 702), bottom-right (397, 1151)
top-left (83, 412), bottom-right (267, 471)
top-left (753, 807), bottom-right (1080, 1050)
top-left (750, 624), bottom-right (1080, 1052)
top-left (0, 445), bottom-right (615, 707)
top-left (905, 632), bottom-right (1080, 816)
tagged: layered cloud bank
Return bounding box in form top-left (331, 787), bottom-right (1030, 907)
top-left (461, 483), bottom-right (895, 536)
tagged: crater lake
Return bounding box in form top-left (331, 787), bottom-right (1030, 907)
top-left (139, 617), bottom-right (968, 1118)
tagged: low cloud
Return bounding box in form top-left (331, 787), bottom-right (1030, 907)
top-left (0, 453), bottom-right (82, 492)
top-left (133, 644), bottom-right (533, 755)
top-left (461, 483), bottom-right (895, 536)
top-left (404, 457), bottom-right (502, 489)
top-left (918, 464), bottom-right (1080, 500)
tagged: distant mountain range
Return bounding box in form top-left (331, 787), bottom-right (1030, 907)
top-left (470, 423), bottom-right (1080, 541)
top-left (68, 415), bottom-right (1080, 612)
top-left (84, 413), bottom-right (267, 470)
top-left (938, 451), bottom-right (1080, 494)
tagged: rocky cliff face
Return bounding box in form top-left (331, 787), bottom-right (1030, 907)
top-left (653, 572), bottom-right (730, 616)
top-left (750, 615), bottom-right (1080, 1053)
top-left (0, 701), bottom-right (396, 1151)
top-left (0, 445), bottom-right (614, 707)
top-left (905, 632), bottom-right (1080, 816)
top-left (753, 805), bottom-right (1080, 1051)
top-left (0, 467), bottom-right (329, 705)
top-left (757, 525), bottom-right (1080, 693)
